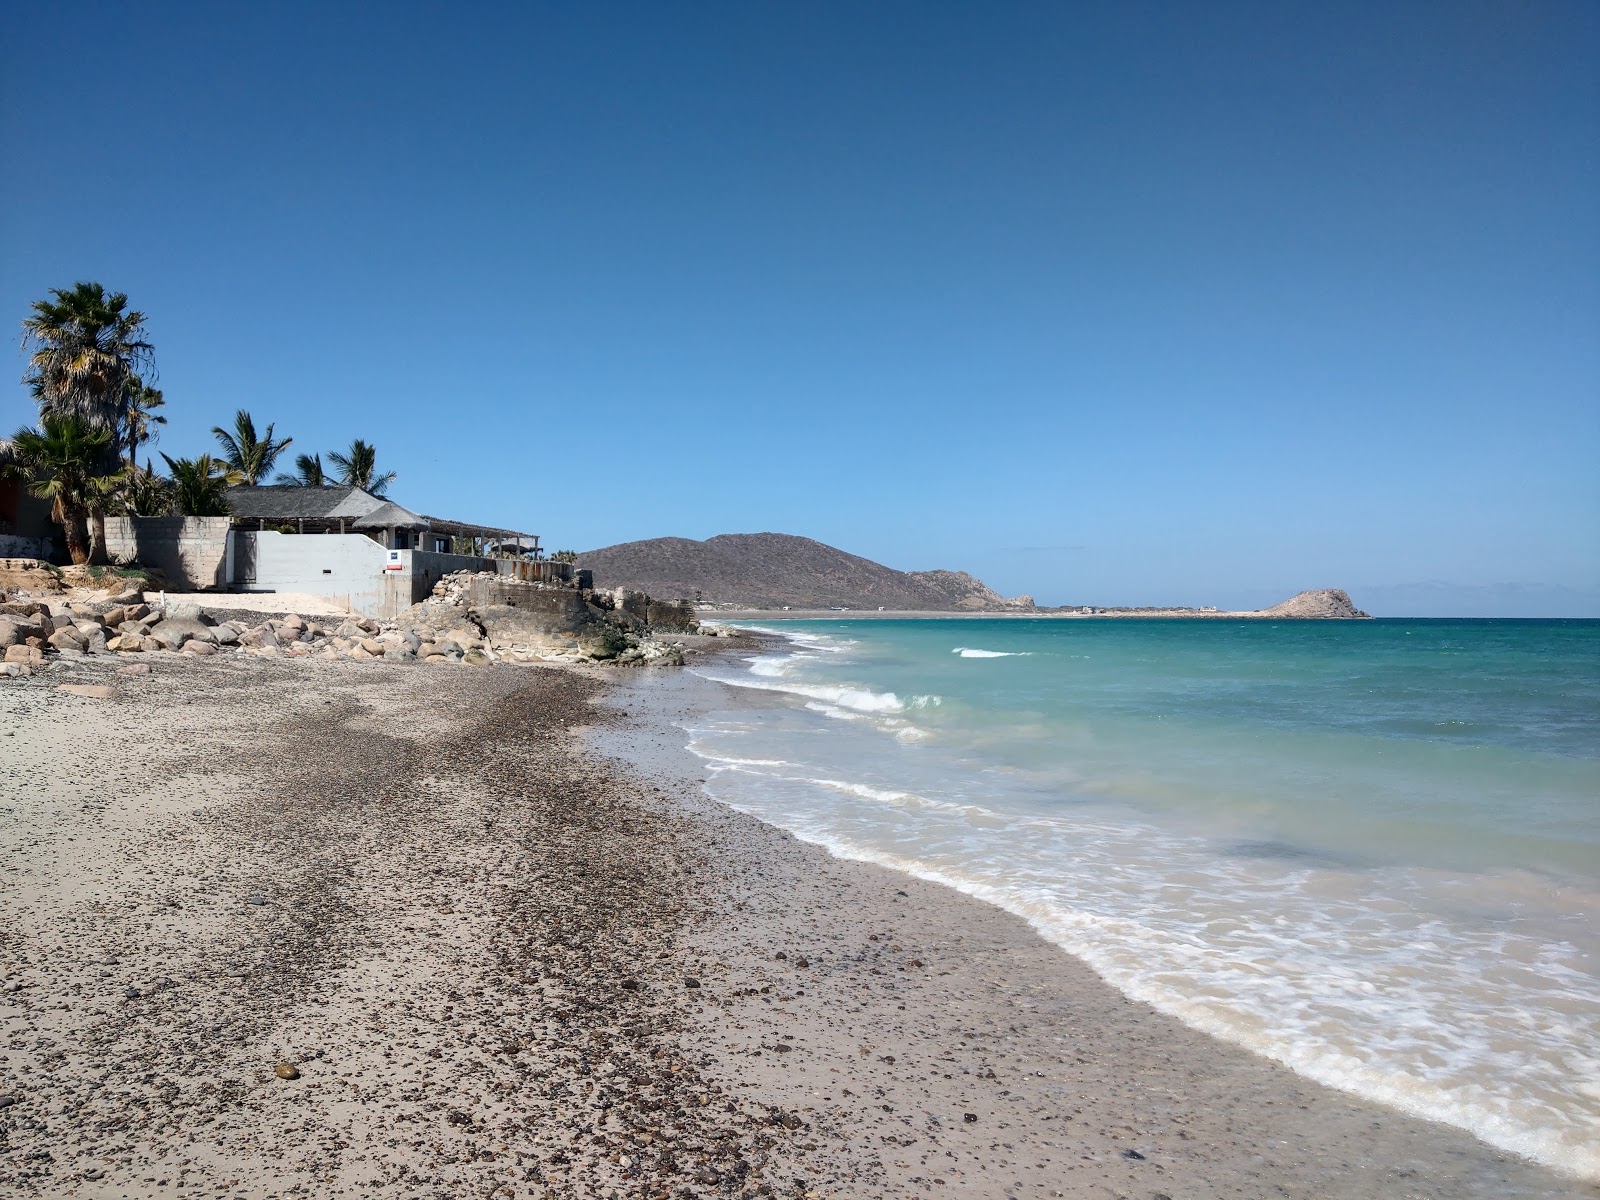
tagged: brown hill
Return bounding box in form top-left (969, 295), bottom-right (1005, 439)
top-left (577, 533), bottom-right (1034, 611)
top-left (1256, 589), bottom-right (1371, 619)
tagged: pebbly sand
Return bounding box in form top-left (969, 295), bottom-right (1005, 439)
top-left (0, 640), bottom-right (1590, 1198)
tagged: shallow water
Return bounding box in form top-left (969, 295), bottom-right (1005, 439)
top-left (688, 617), bottom-right (1600, 1179)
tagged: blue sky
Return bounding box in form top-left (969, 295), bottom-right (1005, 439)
top-left (3, 2), bottom-right (1596, 614)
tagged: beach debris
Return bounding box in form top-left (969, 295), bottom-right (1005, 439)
top-left (55, 683), bottom-right (113, 699)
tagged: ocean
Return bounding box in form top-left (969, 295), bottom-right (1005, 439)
top-left (686, 617), bottom-right (1600, 1180)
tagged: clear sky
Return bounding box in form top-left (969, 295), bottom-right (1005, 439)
top-left (3, 2), bottom-right (1596, 615)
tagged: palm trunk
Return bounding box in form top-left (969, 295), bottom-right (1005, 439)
top-left (61, 503), bottom-right (91, 565)
top-left (88, 509), bottom-right (110, 565)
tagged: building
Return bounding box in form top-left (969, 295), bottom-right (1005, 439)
top-left (0, 480), bottom-right (57, 559)
top-left (221, 485), bottom-right (541, 557)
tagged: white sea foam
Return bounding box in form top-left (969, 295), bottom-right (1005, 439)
top-left (687, 617), bottom-right (1600, 1181)
top-left (696, 670), bottom-right (937, 716)
top-left (952, 647), bottom-right (1030, 658)
top-left (696, 769), bottom-right (1600, 1180)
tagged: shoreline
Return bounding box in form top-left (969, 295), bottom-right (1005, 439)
top-left (592, 649), bottom-right (1594, 1197)
top-left (1, 646), bottom-right (1590, 1197)
top-left (700, 609), bottom-right (1365, 620)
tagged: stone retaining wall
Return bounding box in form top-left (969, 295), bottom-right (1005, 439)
top-left (105, 517), bottom-right (232, 590)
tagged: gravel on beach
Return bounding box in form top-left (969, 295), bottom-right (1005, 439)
top-left (0, 649), bottom-right (1590, 1199)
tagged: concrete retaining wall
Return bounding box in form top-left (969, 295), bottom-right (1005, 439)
top-left (240, 531), bottom-right (388, 614)
top-left (105, 517), bottom-right (232, 590)
top-left (408, 551), bottom-right (498, 610)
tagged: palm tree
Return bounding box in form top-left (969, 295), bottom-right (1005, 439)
top-left (122, 459), bottom-right (175, 516)
top-left (327, 439), bottom-right (395, 496)
top-left (212, 409), bottom-right (292, 485)
top-left (22, 282), bottom-right (154, 448)
top-left (122, 379), bottom-right (167, 469)
top-left (161, 453), bottom-right (239, 517)
top-left (273, 452), bottom-right (327, 487)
top-left (8, 417), bottom-right (117, 565)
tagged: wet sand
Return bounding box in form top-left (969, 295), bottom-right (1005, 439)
top-left (0, 646), bottom-right (1589, 1198)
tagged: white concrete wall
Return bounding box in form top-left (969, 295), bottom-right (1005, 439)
top-left (244, 531), bottom-right (389, 615)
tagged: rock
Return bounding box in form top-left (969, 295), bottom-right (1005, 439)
top-left (4, 645), bottom-right (39, 664)
top-left (113, 634), bottom-right (144, 652)
top-left (462, 649), bottom-right (491, 666)
top-left (423, 654), bottom-right (450, 663)
top-left (117, 663), bottom-right (152, 676)
top-left (684, 977), bottom-right (701, 989)
top-left (279, 613), bottom-right (305, 631)
top-left (247, 893), bottom-right (268, 905)
top-left (149, 619), bottom-right (215, 650)
top-left (163, 601), bottom-right (206, 622)
top-left (48, 627), bottom-right (87, 651)
top-left (213, 624), bottom-right (240, 645)
top-left (1121, 1148), bottom-right (1146, 1160)
top-left (182, 640), bottom-right (218, 656)
top-left (122, 602), bottom-right (149, 621)
top-left (384, 646), bottom-right (416, 662)
top-left (0, 1095), bottom-right (17, 1110)
top-left (334, 620), bottom-right (367, 639)
top-left (274, 1062), bottom-right (301, 1080)
top-left (56, 684), bottom-right (113, 699)
top-left (349, 646), bottom-right (376, 660)
top-left (0, 617), bottom-right (45, 647)
top-left (101, 605), bottom-right (126, 627)
top-left (963, 1112), bottom-right (978, 1123)
top-left (443, 626), bottom-right (481, 650)
top-left (359, 637), bottom-right (384, 655)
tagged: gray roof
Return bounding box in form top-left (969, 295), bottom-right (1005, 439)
top-left (348, 500), bottom-right (429, 531)
top-left (224, 485), bottom-right (386, 521)
top-left (224, 485), bottom-right (534, 541)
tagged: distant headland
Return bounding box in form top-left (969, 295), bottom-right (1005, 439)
top-left (578, 533), bottom-right (1371, 619)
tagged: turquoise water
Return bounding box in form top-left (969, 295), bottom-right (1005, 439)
top-left (688, 618), bottom-right (1600, 1178)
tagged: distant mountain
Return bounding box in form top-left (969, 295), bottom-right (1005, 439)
top-left (578, 533), bottom-right (1035, 611)
top-left (1256, 589), bottom-right (1371, 619)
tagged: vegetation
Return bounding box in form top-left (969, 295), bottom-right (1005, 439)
top-left (10, 282), bottom-right (441, 563)
top-left (551, 549), bottom-right (579, 563)
top-left (212, 409), bottom-right (292, 485)
top-left (327, 439), bottom-right (395, 496)
top-left (161, 454), bottom-right (238, 517)
top-left (122, 380), bottom-right (167, 469)
top-left (22, 282), bottom-right (153, 443)
top-left (122, 460), bottom-right (176, 516)
top-left (274, 452), bottom-right (327, 487)
top-left (6, 417), bottom-right (117, 564)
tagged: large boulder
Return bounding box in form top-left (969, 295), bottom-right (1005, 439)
top-left (48, 627), bottom-right (87, 652)
top-left (148, 620), bottom-right (217, 651)
top-left (0, 617), bottom-right (46, 648)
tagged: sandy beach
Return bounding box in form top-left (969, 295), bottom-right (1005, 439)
top-left (1, 643), bottom-right (1591, 1199)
